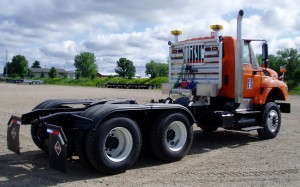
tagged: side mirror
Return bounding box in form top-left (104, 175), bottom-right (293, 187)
top-left (262, 43), bottom-right (268, 68)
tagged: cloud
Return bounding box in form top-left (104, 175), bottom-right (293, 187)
top-left (40, 41), bottom-right (79, 59)
top-left (81, 29), bottom-right (169, 75)
top-left (0, 0), bottom-right (300, 75)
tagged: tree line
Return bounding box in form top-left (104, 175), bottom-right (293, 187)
top-left (3, 56), bottom-right (59, 79)
top-left (3, 52), bottom-right (169, 79)
top-left (74, 52), bottom-right (168, 79)
top-left (3, 48), bottom-right (299, 89)
top-left (257, 48), bottom-right (300, 89)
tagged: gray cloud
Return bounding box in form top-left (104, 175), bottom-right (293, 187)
top-left (1, 0), bottom-right (300, 75)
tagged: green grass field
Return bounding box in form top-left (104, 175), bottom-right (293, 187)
top-left (42, 77), bottom-right (169, 88)
top-left (43, 77), bottom-right (300, 95)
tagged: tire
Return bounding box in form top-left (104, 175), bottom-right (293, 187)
top-left (150, 112), bottom-right (193, 162)
top-left (85, 116), bottom-right (142, 174)
top-left (199, 126), bottom-right (218, 132)
top-left (30, 105), bottom-right (72, 153)
top-left (257, 102), bottom-right (281, 139)
top-left (74, 130), bottom-right (94, 168)
top-left (31, 122), bottom-right (49, 152)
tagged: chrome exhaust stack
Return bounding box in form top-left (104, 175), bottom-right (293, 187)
top-left (235, 10), bottom-right (244, 104)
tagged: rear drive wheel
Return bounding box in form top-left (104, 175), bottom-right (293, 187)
top-left (30, 105), bottom-right (72, 152)
top-left (257, 102), bottom-right (281, 139)
top-left (150, 112), bottom-right (193, 162)
top-left (74, 130), bottom-right (94, 168)
top-left (31, 122), bottom-right (49, 152)
top-left (85, 116), bottom-right (142, 174)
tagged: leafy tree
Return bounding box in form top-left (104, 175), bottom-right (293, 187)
top-left (115, 58), bottom-right (136, 79)
top-left (74, 52), bottom-right (98, 79)
top-left (275, 48), bottom-right (300, 82)
top-left (259, 48), bottom-right (300, 81)
top-left (63, 73), bottom-right (68, 79)
top-left (9, 55), bottom-right (29, 78)
top-left (49, 67), bottom-right (57, 79)
top-left (40, 71), bottom-right (45, 78)
top-left (32, 61), bottom-right (41, 68)
top-left (145, 61), bottom-right (168, 78)
top-left (257, 48), bottom-right (300, 89)
top-left (28, 70), bottom-right (35, 78)
top-left (3, 62), bottom-right (10, 77)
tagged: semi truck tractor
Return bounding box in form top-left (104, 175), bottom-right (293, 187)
top-left (7, 10), bottom-right (290, 174)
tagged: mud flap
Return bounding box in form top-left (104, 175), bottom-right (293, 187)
top-left (7, 116), bottom-right (21, 154)
top-left (46, 124), bottom-right (68, 173)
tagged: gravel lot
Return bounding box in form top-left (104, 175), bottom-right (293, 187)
top-left (0, 83), bottom-right (299, 187)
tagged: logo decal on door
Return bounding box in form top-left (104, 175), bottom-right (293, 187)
top-left (247, 78), bottom-right (253, 89)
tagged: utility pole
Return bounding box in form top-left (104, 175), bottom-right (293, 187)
top-left (6, 49), bottom-right (8, 77)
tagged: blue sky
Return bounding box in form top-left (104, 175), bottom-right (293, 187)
top-left (1, 0), bottom-right (300, 76)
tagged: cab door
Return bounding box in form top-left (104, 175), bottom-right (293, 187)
top-left (242, 42), bottom-right (262, 98)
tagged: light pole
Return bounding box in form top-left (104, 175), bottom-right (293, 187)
top-left (6, 49), bottom-right (8, 77)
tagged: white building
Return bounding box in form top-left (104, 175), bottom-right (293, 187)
top-left (29, 68), bottom-right (75, 79)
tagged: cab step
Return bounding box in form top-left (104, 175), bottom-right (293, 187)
top-left (241, 126), bottom-right (264, 131)
top-left (236, 110), bottom-right (261, 115)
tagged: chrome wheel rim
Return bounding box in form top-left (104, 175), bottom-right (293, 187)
top-left (166, 121), bottom-right (187, 151)
top-left (267, 110), bottom-right (279, 133)
top-left (104, 127), bottom-right (133, 162)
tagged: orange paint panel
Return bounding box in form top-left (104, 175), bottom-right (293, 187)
top-left (242, 64), bottom-right (262, 98)
top-left (254, 87), bottom-right (272, 104)
top-left (192, 36), bottom-right (288, 104)
top-left (217, 36), bottom-right (236, 98)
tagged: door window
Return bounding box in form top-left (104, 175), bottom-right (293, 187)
top-left (243, 42), bottom-right (259, 69)
top-left (243, 43), bottom-right (251, 65)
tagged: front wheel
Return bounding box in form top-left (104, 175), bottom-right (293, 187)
top-left (150, 112), bottom-right (193, 162)
top-left (85, 116), bottom-right (142, 174)
top-left (257, 102), bottom-right (281, 139)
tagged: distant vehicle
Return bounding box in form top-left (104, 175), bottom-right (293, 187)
top-left (22, 79), bottom-right (44, 85)
top-left (5, 79), bottom-right (43, 84)
top-left (5, 79), bottom-right (22, 83)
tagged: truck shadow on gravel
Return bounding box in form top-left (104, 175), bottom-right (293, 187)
top-left (134, 129), bottom-right (261, 169)
top-left (189, 129), bottom-right (260, 155)
top-left (0, 130), bottom-right (260, 186)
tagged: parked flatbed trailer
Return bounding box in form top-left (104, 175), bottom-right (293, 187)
top-left (5, 79), bottom-right (43, 84)
top-left (97, 83), bottom-right (156, 89)
top-left (22, 79), bottom-right (44, 84)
